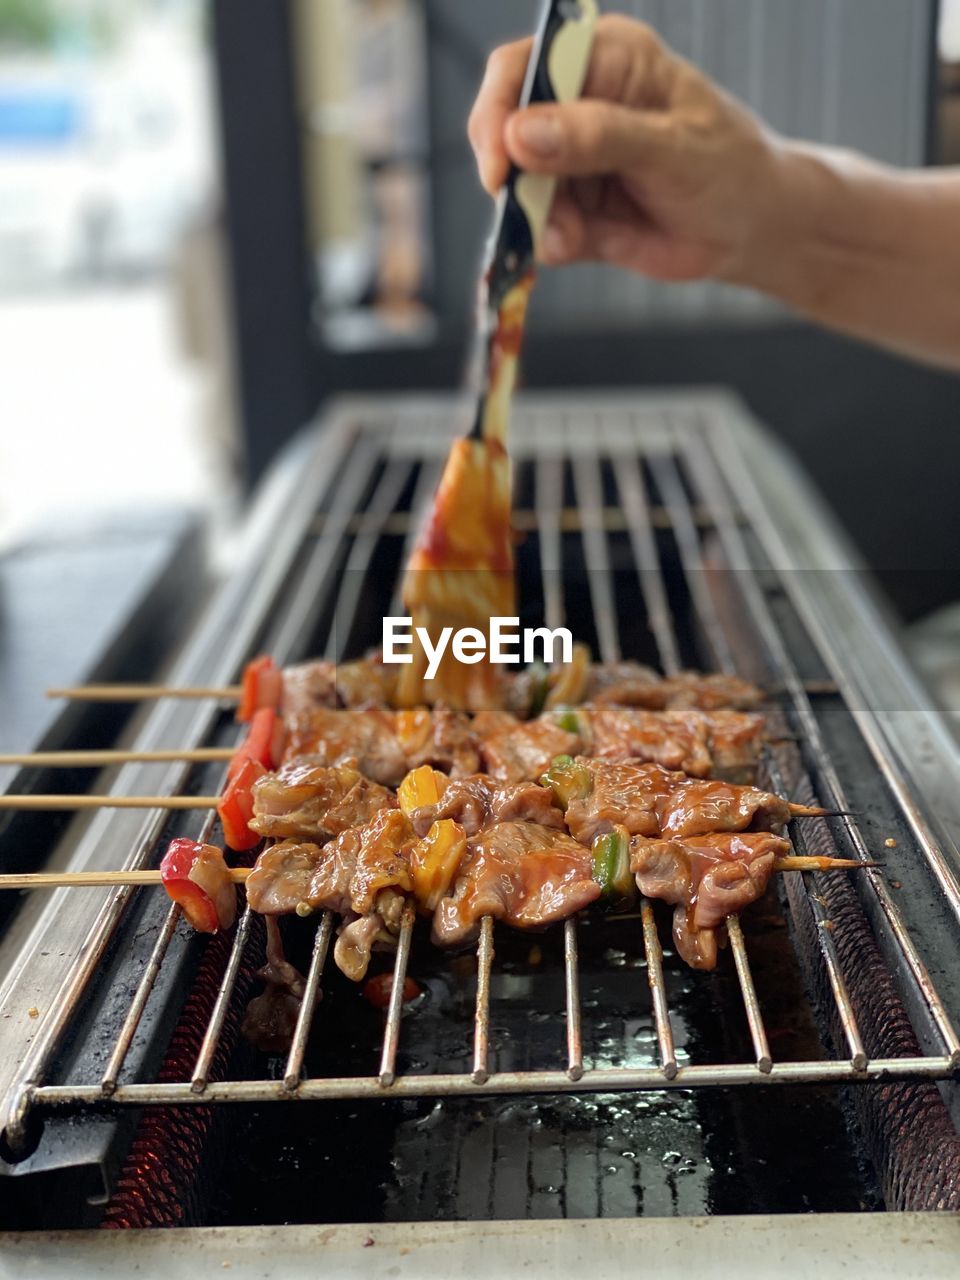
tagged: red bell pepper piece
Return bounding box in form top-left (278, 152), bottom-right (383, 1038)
top-left (160, 838), bottom-right (237, 934)
top-left (228, 707), bottom-right (284, 780)
top-left (218, 757), bottom-right (266, 851)
top-left (362, 973), bottom-right (421, 1010)
top-left (237, 655), bottom-right (283, 723)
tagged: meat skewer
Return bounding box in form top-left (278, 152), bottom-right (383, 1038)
top-left (540, 756), bottom-right (832, 846)
top-left (46, 653), bottom-right (770, 719)
top-left (0, 852), bottom-right (865, 893)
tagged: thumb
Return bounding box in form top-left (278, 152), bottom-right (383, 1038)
top-left (504, 100), bottom-right (674, 178)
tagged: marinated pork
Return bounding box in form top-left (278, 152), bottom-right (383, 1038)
top-left (282, 704), bottom-right (479, 785)
top-left (630, 831), bottom-right (789, 969)
top-left (432, 820), bottom-right (601, 947)
top-left (475, 711), bottom-right (581, 783)
top-left (281, 657), bottom-right (397, 715)
top-left (577, 704), bottom-right (765, 778)
top-left (551, 758), bottom-right (793, 845)
top-left (241, 916), bottom-right (307, 1053)
top-left (266, 652), bottom-right (764, 718)
top-left (249, 758), bottom-right (396, 842)
top-left (585, 662), bottom-right (764, 711)
top-left (408, 774), bottom-right (565, 837)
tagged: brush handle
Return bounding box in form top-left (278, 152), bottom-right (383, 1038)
top-left (508, 0), bottom-right (599, 262)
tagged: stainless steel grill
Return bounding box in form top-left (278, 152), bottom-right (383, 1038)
top-left (2, 391), bottom-right (960, 1166)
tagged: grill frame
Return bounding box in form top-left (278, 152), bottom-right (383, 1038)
top-left (2, 390), bottom-right (960, 1158)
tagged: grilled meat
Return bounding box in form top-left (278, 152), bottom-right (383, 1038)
top-left (397, 704), bottom-right (481, 777)
top-left (578, 704), bottom-right (711, 776)
top-left (262, 653), bottom-right (764, 718)
top-left (408, 774), bottom-right (565, 838)
top-left (584, 662), bottom-right (764, 712)
top-left (249, 759), bottom-right (396, 842)
top-left (630, 831), bottom-right (788, 970)
top-left (335, 912), bottom-right (396, 983)
top-left (555, 758), bottom-right (792, 845)
top-left (282, 657), bottom-right (397, 714)
top-left (577, 704), bottom-right (765, 778)
top-left (246, 813), bottom-right (414, 920)
top-left (282, 704), bottom-right (480, 785)
top-left (246, 819), bottom-right (414, 981)
top-left (241, 916), bottom-right (306, 1053)
top-left (432, 820), bottom-right (601, 947)
top-left (474, 710), bottom-right (581, 783)
top-left (283, 706), bottom-right (406, 784)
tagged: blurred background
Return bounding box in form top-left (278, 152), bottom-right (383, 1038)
top-left (0, 1), bottom-right (959, 644)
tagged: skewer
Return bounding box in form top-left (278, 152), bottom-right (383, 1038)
top-left (0, 868), bottom-right (251, 889)
top-left (787, 803), bottom-right (846, 818)
top-left (0, 748), bottom-right (235, 768)
top-left (0, 795), bottom-right (222, 812)
top-left (0, 856), bottom-right (872, 893)
top-left (46, 684), bottom-right (240, 703)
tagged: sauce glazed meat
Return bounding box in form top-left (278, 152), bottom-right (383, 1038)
top-left (282, 705), bottom-right (480, 785)
top-left (630, 831), bottom-right (790, 969)
top-left (545, 758), bottom-right (794, 846)
top-left (432, 821), bottom-right (601, 947)
top-left (249, 759), bottom-right (396, 842)
top-left (238, 652), bottom-right (766, 719)
top-left (575, 705), bottom-right (765, 779)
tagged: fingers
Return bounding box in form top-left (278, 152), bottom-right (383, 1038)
top-left (468, 37), bottom-right (533, 194)
top-left (505, 99), bottom-right (675, 178)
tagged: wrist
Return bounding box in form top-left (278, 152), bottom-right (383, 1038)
top-left (721, 140), bottom-right (836, 299)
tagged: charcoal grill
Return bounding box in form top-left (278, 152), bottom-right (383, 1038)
top-left (2, 391), bottom-right (960, 1260)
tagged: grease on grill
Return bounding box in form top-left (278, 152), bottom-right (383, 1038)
top-left (207, 888), bottom-right (877, 1225)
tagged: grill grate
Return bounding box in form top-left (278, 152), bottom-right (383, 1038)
top-left (6, 398), bottom-right (960, 1142)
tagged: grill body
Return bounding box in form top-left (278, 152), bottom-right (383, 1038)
top-left (1, 391), bottom-right (959, 1239)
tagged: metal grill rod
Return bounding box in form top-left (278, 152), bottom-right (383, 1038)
top-left (29, 1053), bottom-right (956, 1110)
top-left (284, 911), bottom-right (334, 1089)
top-left (608, 445), bottom-right (681, 675)
top-left (726, 917), bottom-right (773, 1073)
top-left (327, 458), bottom-right (414, 662)
top-left (191, 907), bottom-right (254, 1092)
top-left (569, 424), bottom-right (620, 666)
top-left (563, 918), bottom-right (584, 1081)
top-left (640, 898), bottom-right (677, 1080)
top-left (648, 448), bottom-right (736, 676)
top-left (378, 903), bottom-right (416, 1087)
top-left (472, 916), bottom-right (495, 1085)
top-left (535, 450), bottom-right (565, 633)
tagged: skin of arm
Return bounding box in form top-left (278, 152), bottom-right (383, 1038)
top-left (467, 14), bottom-right (960, 372)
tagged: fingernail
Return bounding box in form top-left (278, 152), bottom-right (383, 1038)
top-left (516, 113), bottom-right (561, 156)
top-left (541, 224), bottom-right (567, 262)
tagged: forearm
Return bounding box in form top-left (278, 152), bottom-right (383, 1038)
top-left (732, 143), bottom-right (960, 371)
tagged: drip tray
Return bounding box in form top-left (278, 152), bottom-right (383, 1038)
top-left (207, 898), bottom-right (878, 1224)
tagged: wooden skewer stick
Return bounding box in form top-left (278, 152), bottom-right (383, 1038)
top-left (0, 857), bottom-right (871, 893)
top-left (786, 803), bottom-right (850, 818)
top-left (46, 684), bottom-right (240, 703)
top-left (0, 795), bottom-right (222, 812)
top-left (0, 748), bottom-right (235, 768)
top-left (0, 868), bottom-right (252, 889)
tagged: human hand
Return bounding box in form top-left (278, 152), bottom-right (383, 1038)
top-left (468, 14), bottom-right (789, 286)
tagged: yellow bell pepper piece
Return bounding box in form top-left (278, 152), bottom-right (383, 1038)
top-left (409, 819), bottom-right (466, 911)
top-left (398, 765), bottom-right (445, 816)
